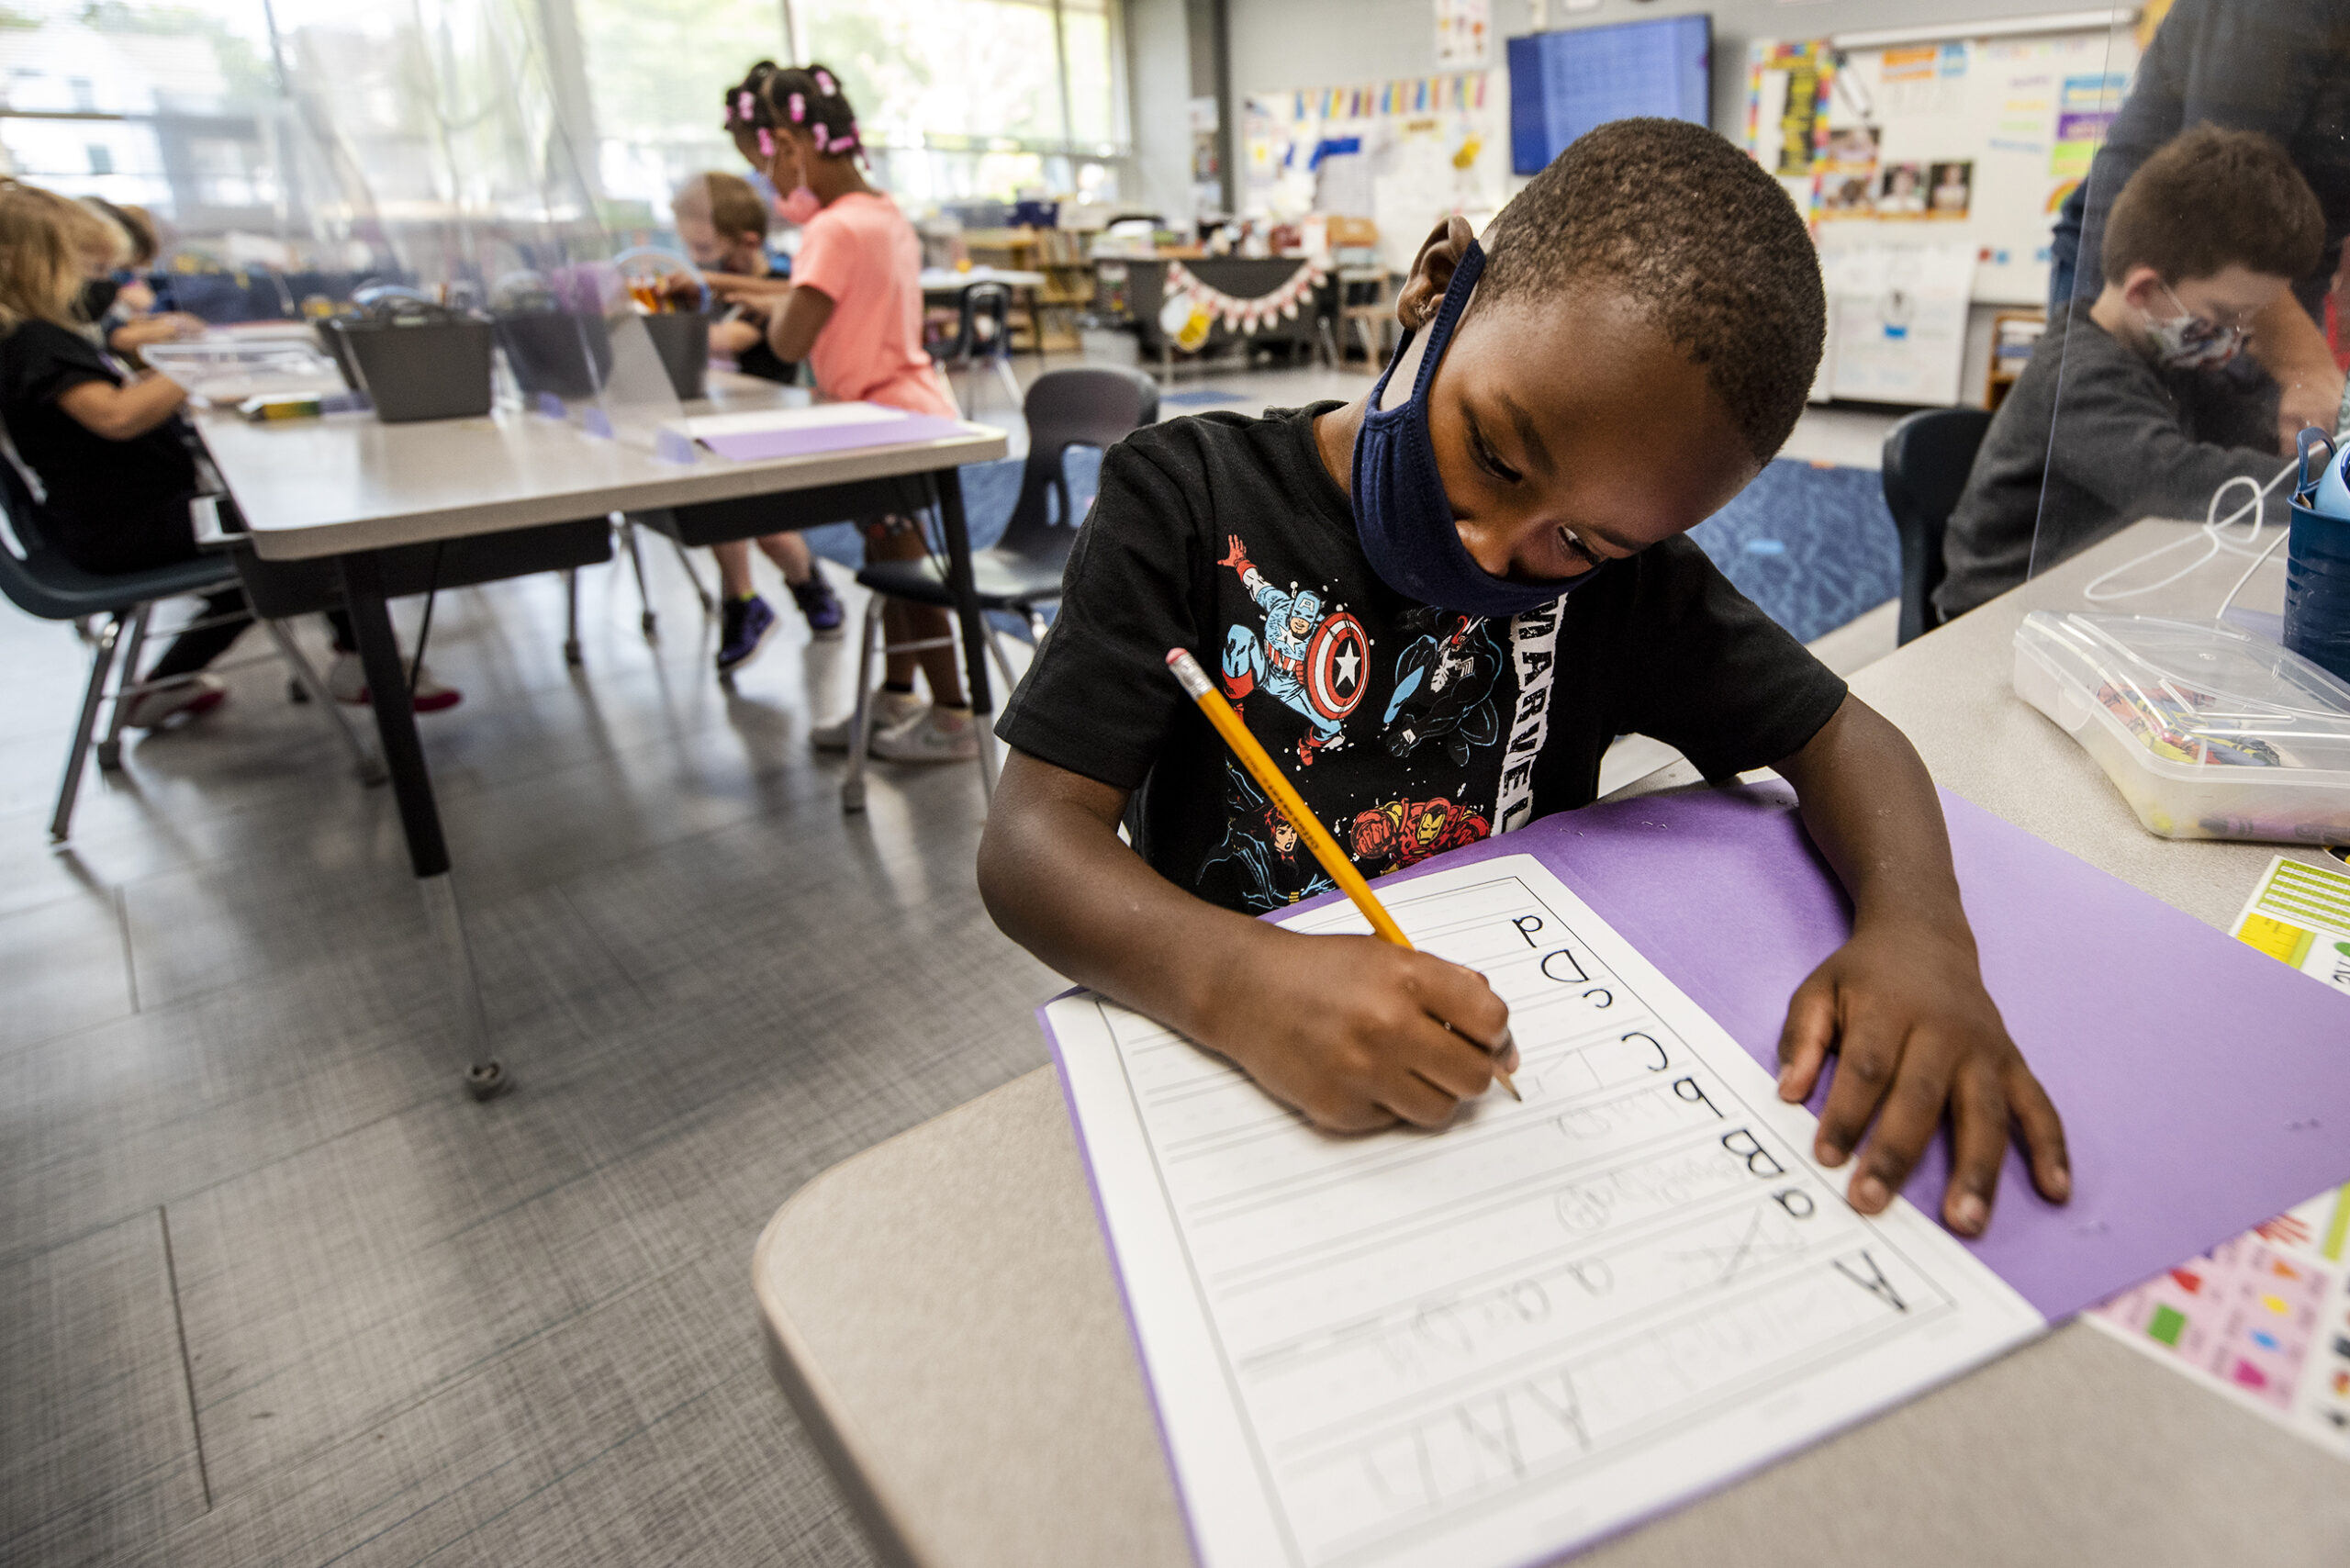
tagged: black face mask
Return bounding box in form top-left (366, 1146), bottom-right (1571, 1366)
top-left (79, 278), bottom-right (120, 321)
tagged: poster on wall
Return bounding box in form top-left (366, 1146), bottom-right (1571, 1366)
top-left (1825, 241), bottom-right (1977, 405)
top-left (1745, 39), bottom-right (1834, 218)
top-left (1242, 72), bottom-right (1505, 274)
top-left (1751, 25), bottom-right (2140, 308)
top-left (1817, 126), bottom-right (1880, 220)
top-left (1435, 0), bottom-right (1490, 68)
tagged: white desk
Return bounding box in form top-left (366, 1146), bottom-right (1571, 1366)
top-left (753, 519), bottom-right (2349, 1567)
top-left (917, 267), bottom-right (1048, 295)
top-left (198, 375), bottom-right (1008, 1096)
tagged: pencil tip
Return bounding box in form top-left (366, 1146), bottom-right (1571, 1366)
top-left (1497, 1070), bottom-right (1522, 1103)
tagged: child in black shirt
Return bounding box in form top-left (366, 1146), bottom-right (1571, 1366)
top-left (0, 182), bottom-right (456, 723)
top-left (979, 121), bottom-right (2071, 1238)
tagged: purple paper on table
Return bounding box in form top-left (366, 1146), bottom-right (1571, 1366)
top-left (696, 409), bottom-right (965, 462)
top-left (1360, 782), bottom-right (2350, 1321)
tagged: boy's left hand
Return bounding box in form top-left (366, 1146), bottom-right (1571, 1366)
top-left (1774, 915), bottom-right (2069, 1238)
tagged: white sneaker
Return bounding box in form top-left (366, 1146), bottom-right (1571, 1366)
top-left (811, 689), bottom-right (926, 752)
top-left (871, 705), bottom-right (980, 764)
top-left (123, 674), bottom-right (226, 729)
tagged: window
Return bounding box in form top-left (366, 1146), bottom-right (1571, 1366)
top-left (576, 0), bottom-right (1126, 217)
top-left (570, 0), bottom-right (789, 222)
top-left (86, 142), bottom-right (112, 174)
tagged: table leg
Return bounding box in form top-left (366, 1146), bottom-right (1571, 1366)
top-left (340, 552), bottom-right (512, 1102)
top-left (932, 470), bottom-right (1000, 798)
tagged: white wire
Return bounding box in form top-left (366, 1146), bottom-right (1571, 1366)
top-left (2079, 455), bottom-right (2298, 605)
top-left (2217, 523), bottom-right (2292, 618)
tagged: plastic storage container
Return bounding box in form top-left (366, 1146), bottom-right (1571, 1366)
top-left (327, 314), bottom-right (494, 422)
top-left (2013, 611), bottom-right (2350, 844)
top-left (639, 311), bottom-right (711, 400)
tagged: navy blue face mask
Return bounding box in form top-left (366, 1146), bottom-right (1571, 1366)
top-left (1351, 240), bottom-right (1600, 618)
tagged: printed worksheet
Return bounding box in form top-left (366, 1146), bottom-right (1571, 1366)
top-left (1046, 856), bottom-right (2047, 1568)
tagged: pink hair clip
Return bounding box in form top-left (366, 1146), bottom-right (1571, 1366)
top-left (814, 69), bottom-right (835, 95)
top-left (736, 90), bottom-right (755, 120)
top-left (788, 92), bottom-right (806, 123)
top-left (811, 124), bottom-right (830, 152)
top-left (756, 128), bottom-right (776, 158)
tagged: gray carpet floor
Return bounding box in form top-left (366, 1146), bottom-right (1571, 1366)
top-left (1, 538), bottom-right (1053, 1568)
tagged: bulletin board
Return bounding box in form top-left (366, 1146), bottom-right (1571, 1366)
top-left (1241, 73), bottom-right (1511, 275)
top-left (1748, 21), bottom-right (2143, 307)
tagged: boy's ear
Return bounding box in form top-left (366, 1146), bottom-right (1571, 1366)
top-left (1393, 215), bottom-right (1479, 330)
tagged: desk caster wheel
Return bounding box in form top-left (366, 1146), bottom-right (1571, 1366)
top-left (563, 640), bottom-right (583, 667)
top-left (464, 1061), bottom-right (515, 1102)
top-left (640, 611), bottom-right (658, 638)
top-left (841, 778), bottom-right (867, 813)
top-left (96, 739), bottom-right (122, 771)
top-left (288, 678), bottom-right (311, 704)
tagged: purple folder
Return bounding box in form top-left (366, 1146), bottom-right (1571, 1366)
top-left (1336, 783), bottom-right (2350, 1320)
top-left (696, 407), bottom-right (965, 462)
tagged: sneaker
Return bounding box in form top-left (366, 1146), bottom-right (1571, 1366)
top-left (717, 594), bottom-right (778, 677)
top-left (871, 704), bottom-right (980, 764)
top-left (326, 653), bottom-right (464, 713)
top-left (123, 674), bottom-right (226, 729)
top-left (788, 574), bottom-right (845, 640)
top-left (811, 688), bottom-right (926, 751)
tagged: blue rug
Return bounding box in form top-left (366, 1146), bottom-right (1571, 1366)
top-left (1688, 459), bottom-right (1898, 644)
top-left (808, 449), bottom-right (1894, 648)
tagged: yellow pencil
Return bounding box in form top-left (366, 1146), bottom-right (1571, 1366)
top-left (1166, 648), bottom-right (1519, 1102)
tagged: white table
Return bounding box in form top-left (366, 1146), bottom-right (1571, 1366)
top-left (752, 519), bottom-right (2350, 1566)
top-left (917, 267), bottom-right (1048, 295)
top-left (199, 373), bottom-right (1008, 1095)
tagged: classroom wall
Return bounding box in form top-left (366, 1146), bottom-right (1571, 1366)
top-left (1220, 0), bottom-right (2127, 129)
top-left (1127, 0), bottom-right (1199, 223)
top-left (1197, 0), bottom-right (2127, 408)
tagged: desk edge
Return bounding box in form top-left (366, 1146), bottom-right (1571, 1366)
top-left (754, 1165), bottom-right (942, 1568)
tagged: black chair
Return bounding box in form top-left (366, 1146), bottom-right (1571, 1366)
top-left (838, 364), bottom-right (1160, 811)
top-left (934, 280), bottom-right (1024, 417)
top-left (1881, 407), bottom-right (1994, 645)
top-left (0, 459), bottom-right (374, 841)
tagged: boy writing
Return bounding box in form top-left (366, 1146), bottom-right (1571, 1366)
top-left (979, 120), bottom-right (2070, 1238)
top-left (1940, 126), bottom-right (2324, 618)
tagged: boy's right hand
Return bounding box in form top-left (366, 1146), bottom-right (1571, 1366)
top-left (1200, 926), bottom-right (1516, 1131)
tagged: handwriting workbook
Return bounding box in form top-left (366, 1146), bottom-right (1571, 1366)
top-left (1046, 857), bottom-right (2046, 1568)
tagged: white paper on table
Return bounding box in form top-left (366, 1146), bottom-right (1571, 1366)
top-left (682, 403), bottom-right (903, 440)
top-left (1047, 855), bottom-right (2046, 1568)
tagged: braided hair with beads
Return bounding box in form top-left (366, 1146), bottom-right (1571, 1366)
top-left (722, 60), bottom-right (864, 163)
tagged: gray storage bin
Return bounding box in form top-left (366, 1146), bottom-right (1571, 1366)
top-left (329, 317), bottom-right (494, 422)
top-left (640, 312), bottom-right (711, 400)
top-left (496, 310), bottom-right (612, 401)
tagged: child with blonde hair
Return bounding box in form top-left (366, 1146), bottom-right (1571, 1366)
top-left (0, 182), bottom-right (455, 723)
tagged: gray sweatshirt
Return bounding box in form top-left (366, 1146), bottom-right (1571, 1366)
top-left (1937, 308), bottom-right (2286, 619)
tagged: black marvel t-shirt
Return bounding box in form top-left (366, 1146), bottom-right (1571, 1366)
top-left (997, 403), bottom-right (1850, 914)
top-left (0, 318), bottom-right (198, 569)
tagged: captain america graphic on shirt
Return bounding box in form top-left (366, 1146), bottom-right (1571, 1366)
top-left (1217, 533), bottom-right (1371, 766)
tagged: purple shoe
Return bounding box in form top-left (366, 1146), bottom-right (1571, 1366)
top-left (717, 593), bottom-right (778, 676)
top-left (789, 573), bottom-right (845, 640)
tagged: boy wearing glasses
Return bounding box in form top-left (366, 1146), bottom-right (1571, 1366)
top-left (1938, 126), bottom-right (2324, 619)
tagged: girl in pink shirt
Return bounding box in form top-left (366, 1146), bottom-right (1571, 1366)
top-left (712, 62), bottom-right (976, 762)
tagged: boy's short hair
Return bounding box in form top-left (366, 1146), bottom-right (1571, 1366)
top-left (2100, 125), bottom-right (2323, 286)
top-left (1480, 118), bottom-right (1825, 465)
top-left (673, 172), bottom-right (769, 241)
